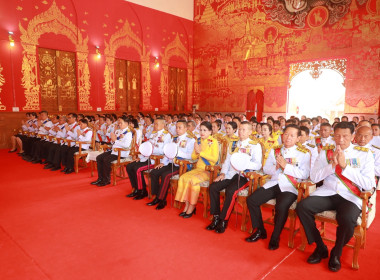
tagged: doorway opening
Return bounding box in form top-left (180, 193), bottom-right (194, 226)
top-left (287, 59), bottom-right (347, 122)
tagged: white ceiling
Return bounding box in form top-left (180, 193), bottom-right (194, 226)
top-left (125, 0), bottom-right (194, 21)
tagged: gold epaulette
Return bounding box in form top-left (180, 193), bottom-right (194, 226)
top-left (322, 144), bottom-right (335, 150)
top-left (187, 131), bottom-right (197, 139)
top-left (249, 134), bottom-right (257, 141)
top-left (273, 144), bottom-right (283, 150)
top-left (306, 143), bottom-right (316, 148)
top-left (249, 139), bottom-right (258, 145)
top-left (372, 144), bottom-right (380, 150)
top-left (152, 131), bottom-right (157, 134)
top-left (230, 135), bottom-right (239, 141)
top-left (297, 146), bottom-right (309, 154)
top-left (163, 130), bottom-right (169, 134)
top-left (354, 146), bottom-right (369, 152)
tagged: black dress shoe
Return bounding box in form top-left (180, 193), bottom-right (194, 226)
top-left (50, 166), bottom-right (61, 171)
top-left (91, 179), bottom-right (103, 185)
top-left (215, 220), bottom-right (228, 233)
top-left (147, 198), bottom-right (160, 206)
top-left (8, 149), bottom-right (17, 153)
top-left (126, 190), bottom-right (138, 198)
top-left (97, 181), bottom-right (111, 187)
top-left (307, 245), bottom-right (328, 264)
top-left (44, 164), bottom-right (53, 169)
top-left (23, 156), bottom-right (33, 162)
top-left (328, 255), bottom-right (341, 272)
top-left (32, 159), bottom-right (42, 164)
top-left (268, 239), bottom-right (280, 250)
top-left (134, 190), bottom-right (148, 200)
top-left (245, 228), bottom-right (267, 242)
top-left (156, 200), bottom-right (167, 210)
top-left (61, 168), bottom-right (68, 173)
top-left (183, 208), bottom-right (197, 219)
top-left (65, 168), bottom-right (74, 174)
top-left (206, 215), bottom-right (220, 231)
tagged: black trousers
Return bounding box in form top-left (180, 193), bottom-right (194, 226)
top-left (31, 139), bottom-right (48, 160)
top-left (63, 146), bottom-right (80, 170)
top-left (209, 174), bottom-right (248, 220)
top-left (126, 160), bottom-right (149, 191)
top-left (296, 194), bottom-right (361, 258)
top-left (40, 141), bottom-right (55, 160)
top-left (150, 164), bottom-right (179, 200)
top-left (247, 185), bottom-right (297, 241)
top-left (46, 143), bottom-right (61, 164)
top-left (22, 137), bottom-right (41, 155)
top-left (96, 151), bottom-right (118, 181)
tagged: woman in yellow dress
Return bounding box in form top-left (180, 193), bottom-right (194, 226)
top-left (224, 121), bottom-right (239, 143)
top-left (258, 123), bottom-right (278, 166)
top-left (175, 121), bottom-right (219, 218)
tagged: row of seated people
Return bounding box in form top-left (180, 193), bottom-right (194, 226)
top-left (9, 112), bottom-right (380, 272)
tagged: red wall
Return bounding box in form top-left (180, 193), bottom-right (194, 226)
top-left (193, 0), bottom-right (380, 116)
top-left (0, 0), bottom-right (193, 112)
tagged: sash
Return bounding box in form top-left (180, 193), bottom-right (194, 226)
top-left (117, 129), bottom-right (129, 140)
top-left (176, 156), bottom-right (193, 171)
top-left (315, 137), bottom-right (322, 148)
top-left (97, 133), bottom-right (102, 142)
top-left (83, 129), bottom-right (90, 135)
top-left (231, 140), bottom-right (238, 153)
top-left (173, 136), bottom-right (178, 143)
top-left (325, 149), bottom-right (361, 199)
top-left (197, 137), bottom-right (211, 166)
top-left (274, 147), bottom-right (298, 190)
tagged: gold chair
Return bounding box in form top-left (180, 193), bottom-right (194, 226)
top-left (299, 181), bottom-right (376, 269)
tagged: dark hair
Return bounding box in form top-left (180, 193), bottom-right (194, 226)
top-left (31, 112), bottom-right (38, 118)
top-left (39, 110), bottom-right (48, 115)
top-left (300, 125), bottom-right (310, 135)
top-left (320, 122), bottom-right (332, 128)
top-left (226, 121), bottom-right (238, 131)
top-left (267, 116), bottom-right (274, 122)
top-left (119, 115), bottom-right (129, 123)
top-left (300, 119), bottom-right (311, 125)
top-left (371, 124), bottom-right (380, 129)
top-left (284, 124), bottom-right (301, 136)
top-left (334, 121), bottom-right (355, 134)
top-left (350, 121), bottom-right (357, 128)
top-left (286, 119), bottom-right (296, 124)
top-left (177, 120), bottom-right (187, 126)
top-left (250, 116), bottom-right (257, 122)
top-left (341, 116), bottom-right (348, 121)
top-left (200, 121), bottom-right (212, 131)
top-left (213, 120), bottom-right (222, 130)
top-left (68, 113), bottom-right (78, 120)
top-left (54, 114), bottom-right (60, 120)
top-left (99, 115), bottom-right (106, 120)
top-left (129, 118), bottom-right (139, 128)
top-left (79, 118), bottom-right (88, 126)
top-left (261, 123), bottom-right (273, 133)
top-left (273, 120), bottom-right (280, 126)
top-left (233, 116), bottom-right (241, 123)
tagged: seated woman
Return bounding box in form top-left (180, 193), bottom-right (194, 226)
top-left (256, 123), bottom-right (262, 138)
top-left (129, 118), bottom-right (142, 148)
top-left (212, 119), bottom-right (225, 141)
top-left (91, 115), bottom-right (133, 186)
top-left (224, 121), bottom-right (239, 143)
top-left (175, 121), bottom-right (219, 218)
top-left (258, 123), bottom-right (278, 166)
top-left (9, 112), bottom-right (31, 153)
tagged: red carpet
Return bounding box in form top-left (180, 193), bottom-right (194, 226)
top-left (0, 149), bottom-right (379, 279)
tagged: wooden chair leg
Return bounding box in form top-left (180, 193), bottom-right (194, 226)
top-left (240, 197), bottom-right (248, 232)
top-left (287, 211), bottom-right (296, 248)
top-left (112, 164), bottom-right (117, 186)
top-left (74, 155), bottom-right (79, 173)
top-left (352, 227), bottom-right (362, 270)
top-left (90, 161), bottom-right (94, 177)
top-left (298, 224), bottom-right (307, 251)
top-left (202, 188), bottom-right (209, 218)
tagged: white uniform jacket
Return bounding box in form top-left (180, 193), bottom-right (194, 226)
top-left (263, 145), bottom-right (311, 195)
top-left (111, 128), bottom-right (133, 158)
top-left (221, 138), bottom-right (262, 180)
top-left (310, 144), bottom-right (375, 209)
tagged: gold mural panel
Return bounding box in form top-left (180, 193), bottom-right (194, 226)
top-left (115, 58), bottom-right (127, 110)
top-left (168, 67), bottom-right (177, 111)
top-left (38, 48), bottom-right (77, 112)
top-left (38, 48), bottom-right (58, 112)
top-left (168, 67), bottom-right (187, 111)
top-left (56, 50), bottom-right (77, 112)
top-left (127, 61), bottom-right (141, 112)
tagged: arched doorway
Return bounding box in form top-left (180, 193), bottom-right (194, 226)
top-left (287, 59), bottom-right (347, 122)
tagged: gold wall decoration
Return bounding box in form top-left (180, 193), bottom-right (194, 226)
top-left (19, 0), bottom-right (91, 111)
top-left (161, 33), bottom-right (191, 111)
top-left (289, 59), bottom-right (347, 82)
top-left (0, 62), bottom-right (6, 110)
top-left (141, 57), bottom-right (153, 110)
top-left (103, 20), bottom-right (144, 110)
top-left (38, 48), bottom-right (58, 112)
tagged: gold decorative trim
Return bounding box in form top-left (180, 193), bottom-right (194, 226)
top-left (162, 33), bottom-right (188, 64)
top-left (0, 63), bottom-right (6, 110)
top-left (103, 20), bottom-right (143, 110)
top-left (19, 0), bottom-right (92, 111)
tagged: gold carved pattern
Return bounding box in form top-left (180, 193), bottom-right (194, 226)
top-left (289, 59), bottom-right (347, 82)
top-left (38, 48), bottom-right (58, 112)
top-left (19, 0), bottom-right (91, 111)
top-left (103, 20), bottom-right (144, 110)
top-left (127, 61), bottom-right (141, 111)
top-left (56, 50), bottom-right (77, 111)
top-left (141, 58), bottom-right (152, 110)
top-left (163, 33), bottom-right (188, 64)
top-left (159, 65), bottom-right (169, 110)
top-left (0, 62), bottom-right (6, 110)
top-left (114, 59), bottom-right (126, 110)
